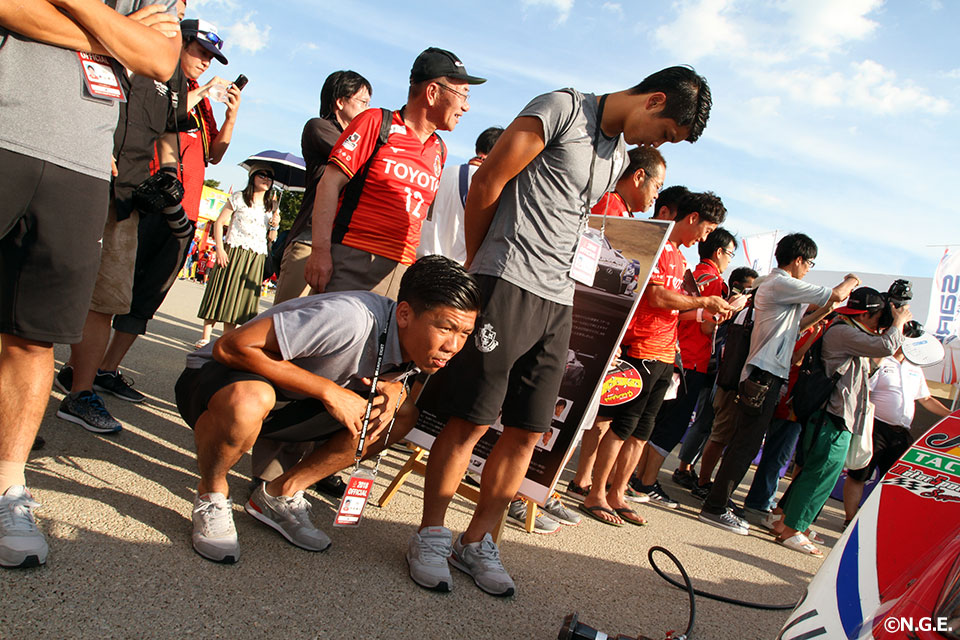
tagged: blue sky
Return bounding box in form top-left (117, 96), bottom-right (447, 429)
top-left (190, 0), bottom-right (959, 279)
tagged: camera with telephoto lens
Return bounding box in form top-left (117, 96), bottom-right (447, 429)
top-left (132, 168), bottom-right (194, 239)
top-left (878, 278), bottom-right (913, 329)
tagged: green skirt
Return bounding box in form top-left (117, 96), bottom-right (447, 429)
top-left (197, 245), bottom-right (265, 325)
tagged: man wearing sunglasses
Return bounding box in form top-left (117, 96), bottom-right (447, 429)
top-left (0, 0), bottom-right (181, 569)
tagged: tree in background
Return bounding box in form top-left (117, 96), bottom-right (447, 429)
top-left (276, 190), bottom-right (302, 232)
top-left (203, 178), bottom-right (221, 189)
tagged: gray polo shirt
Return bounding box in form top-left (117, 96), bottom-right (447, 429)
top-left (471, 89), bottom-right (626, 306)
top-left (186, 292), bottom-right (406, 397)
top-left (0, 0), bottom-right (176, 180)
top-left (743, 268), bottom-right (833, 381)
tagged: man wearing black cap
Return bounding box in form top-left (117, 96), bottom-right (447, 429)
top-left (304, 47), bottom-right (484, 299)
top-left (407, 67), bottom-right (715, 598)
top-left (769, 287), bottom-right (910, 556)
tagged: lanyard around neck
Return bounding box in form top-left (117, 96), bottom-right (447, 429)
top-left (583, 94), bottom-right (618, 238)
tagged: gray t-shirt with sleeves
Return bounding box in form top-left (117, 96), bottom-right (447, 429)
top-left (185, 291), bottom-right (406, 398)
top-left (0, 0), bottom-right (176, 181)
top-left (470, 89), bottom-right (626, 306)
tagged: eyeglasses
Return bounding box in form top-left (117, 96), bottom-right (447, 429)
top-left (196, 30), bottom-right (223, 49)
top-left (252, 171), bottom-right (273, 180)
top-left (436, 83), bottom-right (470, 104)
top-left (804, 258), bottom-right (816, 268)
top-left (349, 95), bottom-right (371, 108)
top-left (721, 248), bottom-right (736, 259)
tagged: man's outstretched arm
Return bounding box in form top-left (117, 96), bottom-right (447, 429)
top-left (0, 0), bottom-right (108, 53)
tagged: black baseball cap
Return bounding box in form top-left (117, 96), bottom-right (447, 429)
top-left (181, 19), bottom-right (229, 65)
top-left (835, 287), bottom-right (884, 316)
top-left (410, 47), bottom-right (485, 85)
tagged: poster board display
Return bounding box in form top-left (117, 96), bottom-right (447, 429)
top-left (406, 216), bottom-right (672, 504)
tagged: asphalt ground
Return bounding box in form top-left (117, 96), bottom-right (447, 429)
top-left (3, 278), bottom-right (845, 640)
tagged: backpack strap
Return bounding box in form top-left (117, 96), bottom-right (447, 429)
top-left (458, 163), bottom-right (470, 208)
top-left (332, 108), bottom-right (393, 244)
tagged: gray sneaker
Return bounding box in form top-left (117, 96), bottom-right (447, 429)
top-left (54, 365), bottom-right (73, 394)
top-left (450, 532), bottom-right (516, 597)
top-left (245, 483), bottom-right (331, 552)
top-left (94, 369), bottom-right (145, 403)
top-left (541, 492), bottom-right (581, 526)
top-left (698, 508), bottom-right (750, 535)
top-left (406, 526), bottom-right (453, 592)
top-left (507, 499), bottom-right (560, 534)
top-left (0, 485), bottom-right (49, 568)
top-left (56, 391), bottom-right (122, 434)
top-left (192, 492), bottom-right (238, 564)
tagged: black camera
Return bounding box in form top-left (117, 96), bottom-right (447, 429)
top-left (878, 279), bottom-right (913, 329)
top-left (132, 168), bottom-right (194, 239)
top-left (903, 320), bottom-right (924, 339)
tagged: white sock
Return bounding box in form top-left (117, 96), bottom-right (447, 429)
top-left (0, 460), bottom-right (27, 495)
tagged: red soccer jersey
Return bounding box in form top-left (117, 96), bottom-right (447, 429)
top-left (624, 241), bottom-right (687, 363)
top-left (328, 109), bottom-right (445, 265)
top-left (591, 191), bottom-right (630, 217)
top-left (677, 260), bottom-right (727, 373)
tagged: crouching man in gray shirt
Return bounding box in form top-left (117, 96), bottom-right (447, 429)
top-left (174, 256), bottom-right (480, 563)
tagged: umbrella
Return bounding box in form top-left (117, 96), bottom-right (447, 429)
top-left (240, 150), bottom-right (306, 192)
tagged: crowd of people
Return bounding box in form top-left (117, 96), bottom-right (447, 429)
top-left (0, 2), bottom-right (945, 607)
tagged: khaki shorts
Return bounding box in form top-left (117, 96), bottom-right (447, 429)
top-left (273, 240), bottom-right (312, 304)
top-left (89, 201), bottom-right (139, 316)
top-left (326, 243), bottom-right (407, 300)
top-left (708, 386), bottom-right (739, 445)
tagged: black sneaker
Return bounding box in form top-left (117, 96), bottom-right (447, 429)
top-left (698, 508), bottom-right (749, 535)
top-left (94, 369), bottom-right (145, 403)
top-left (672, 468), bottom-right (698, 490)
top-left (314, 474), bottom-right (347, 499)
top-left (691, 481), bottom-right (713, 501)
top-left (56, 391), bottom-right (122, 434)
top-left (54, 365), bottom-right (73, 394)
top-left (636, 480), bottom-right (679, 509)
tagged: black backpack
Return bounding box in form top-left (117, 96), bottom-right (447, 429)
top-left (790, 320), bottom-right (842, 424)
top-left (716, 301), bottom-right (755, 391)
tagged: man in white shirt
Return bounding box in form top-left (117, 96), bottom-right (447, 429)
top-left (843, 321), bottom-right (951, 521)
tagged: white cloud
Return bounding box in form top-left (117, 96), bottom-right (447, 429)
top-left (944, 68), bottom-right (960, 79)
top-left (521, 0), bottom-right (574, 23)
top-left (654, 0), bottom-right (748, 62)
top-left (224, 15), bottom-right (270, 53)
top-left (779, 0), bottom-right (882, 55)
top-left (601, 2), bottom-right (623, 17)
top-left (848, 59), bottom-right (950, 115)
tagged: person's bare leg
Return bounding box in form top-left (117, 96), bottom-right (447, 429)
top-left (608, 437), bottom-right (646, 511)
top-left (632, 444), bottom-right (651, 481)
top-left (0, 336), bottom-right (54, 482)
top-left (222, 322), bottom-right (237, 335)
top-left (419, 417), bottom-right (489, 530)
top-left (697, 439), bottom-right (725, 487)
top-left (572, 418), bottom-right (608, 489)
top-left (582, 429), bottom-right (627, 524)
top-left (199, 320), bottom-right (215, 344)
top-left (462, 426), bottom-right (543, 544)
top-left (194, 381), bottom-right (275, 496)
top-left (99, 329), bottom-right (139, 373)
top-left (640, 447), bottom-right (667, 487)
top-left (68, 310), bottom-right (112, 392)
top-left (843, 478), bottom-right (865, 522)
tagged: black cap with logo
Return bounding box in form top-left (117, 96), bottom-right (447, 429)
top-left (181, 19), bottom-right (229, 65)
top-left (410, 47), bottom-right (486, 85)
top-left (835, 287), bottom-right (885, 316)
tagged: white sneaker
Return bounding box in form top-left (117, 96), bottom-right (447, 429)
top-left (245, 483), bottom-right (331, 552)
top-left (450, 532), bottom-right (516, 597)
top-left (406, 526), bottom-right (453, 592)
top-left (0, 485), bottom-right (48, 568)
top-left (192, 492), bottom-right (239, 563)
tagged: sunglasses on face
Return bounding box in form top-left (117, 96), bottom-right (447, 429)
top-left (252, 171), bottom-right (273, 180)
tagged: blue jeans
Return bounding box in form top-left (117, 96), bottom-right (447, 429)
top-left (744, 418), bottom-right (802, 511)
top-left (678, 380), bottom-right (716, 465)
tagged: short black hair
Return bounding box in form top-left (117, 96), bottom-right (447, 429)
top-left (398, 255), bottom-right (482, 314)
top-left (728, 267), bottom-right (758, 289)
top-left (619, 146), bottom-right (666, 182)
top-left (653, 185), bottom-right (689, 218)
top-left (675, 191), bottom-right (726, 224)
top-left (475, 127), bottom-right (504, 156)
top-left (775, 233), bottom-right (818, 267)
top-left (319, 70), bottom-right (372, 119)
top-left (629, 66), bottom-right (712, 142)
top-left (698, 227), bottom-right (736, 260)
top-left (555, 398), bottom-right (567, 409)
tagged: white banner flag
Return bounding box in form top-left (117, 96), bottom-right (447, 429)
top-left (741, 231), bottom-right (778, 276)
top-left (926, 251), bottom-right (960, 340)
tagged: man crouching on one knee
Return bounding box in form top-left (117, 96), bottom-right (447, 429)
top-left (174, 255), bottom-right (480, 563)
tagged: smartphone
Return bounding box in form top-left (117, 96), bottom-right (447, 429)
top-left (233, 74), bottom-right (249, 91)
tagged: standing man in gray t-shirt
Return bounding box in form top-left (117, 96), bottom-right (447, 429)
top-left (0, 0), bottom-right (181, 569)
top-left (409, 66), bottom-right (713, 597)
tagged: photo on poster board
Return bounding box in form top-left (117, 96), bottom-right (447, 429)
top-left (407, 216), bottom-right (671, 504)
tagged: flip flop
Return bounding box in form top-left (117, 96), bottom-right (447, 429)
top-left (578, 504), bottom-right (623, 527)
top-left (614, 507), bottom-right (647, 526)
top-left (805, 529), bottom-right (825, 544)
top-left (778, 533), bottom-right (823, 557)
top-left (566, 481), bottom-right (590, 498)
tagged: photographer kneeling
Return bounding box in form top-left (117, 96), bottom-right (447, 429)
top-left (772, 287), bottom-right (910, 556)
top-left (174, 256), bottom-right (480, 563)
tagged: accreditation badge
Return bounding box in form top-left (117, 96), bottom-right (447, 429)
top-left (333, 467), bottom-right (376, 528)
top-left (77, 52), bottom-right (127, 102)
top-left (570, 229), bottom-right (602, 286)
